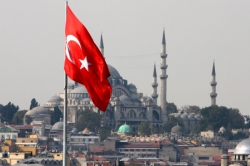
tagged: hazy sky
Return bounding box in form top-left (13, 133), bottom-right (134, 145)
top-left (1, 1), bottom-right (250, 115)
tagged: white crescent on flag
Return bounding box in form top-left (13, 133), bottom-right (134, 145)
top-left (65, 35), bottom-right (82, 64)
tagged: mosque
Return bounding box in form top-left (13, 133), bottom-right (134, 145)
top-left (37, 30), bottom-right (217, 133)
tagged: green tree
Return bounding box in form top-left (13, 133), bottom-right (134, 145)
top-left (49, 107), bottom-right (63, 125)
top-left (30, 98), bottom-right (38, 110)
top-left (228, 108), bottom-right (245, 129)
top-left (0, 102), bottom-right (19, 123)
top-left (98, 126), bottom-right (111, 141)
top-left (25, 115), bottom-right (33, 125)
top-left (167, 102), bottom-right (178, 114)
top-left (74, 108), bottom-right (102, 131)
top-left (200, 105), bottom-right (245, 132)
top-left (189, 105), bottom-right (200, 114)
top-left (138, 122), bottom-right (151, 136)
top-left (161, 116), bottom-right (184, 133)
top-left (12, 110), bottom-right (27, 124)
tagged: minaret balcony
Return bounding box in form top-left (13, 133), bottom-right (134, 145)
top-left (210, 92), bottom-right (217, 98)
top-left (210, 81), bottom-right (217, 86)
top-left (151, 94), bottom-right (158, 98)
top-left (152, 82), bottom-right (158, 87)
top-left (161, 53), bottom-right (167, 58)
top-left (161, 64), bottom-right (168, 69)
top-left (160, 74), bottom-right (168, 79)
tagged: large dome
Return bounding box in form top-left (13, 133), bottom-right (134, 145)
top-left (51, 121), bottom-right (63, 131)
top-left (108, 65), bottom-right (121, 78)
top-left (118, 124), bottom-right (132, 133)
top-left (48, 95), bottom-right (63, 102)
top-left (25, 106), bottom-right (49, 117)
top-left (70, 85), bottom-right (88, 93)
top-left (234, 138), bottom-right (250, 155)
top-left (171, 124), bottom-right (184, 133)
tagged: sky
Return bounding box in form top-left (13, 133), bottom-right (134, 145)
top-left (0, 1), bottom-right (250, 115)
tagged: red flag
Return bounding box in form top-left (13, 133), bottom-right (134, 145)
top-left (64, 5), bottom-right (112, 111)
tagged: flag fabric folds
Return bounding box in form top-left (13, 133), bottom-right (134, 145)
top-left (64, 5), bottom-right (112, 111)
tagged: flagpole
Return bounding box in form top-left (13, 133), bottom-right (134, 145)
top-left (63, 1), bottom-right (68, 166)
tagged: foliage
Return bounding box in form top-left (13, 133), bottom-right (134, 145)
top-left (138, 122), bottom-right (151, 136)
top-left (74, 108), bottom-right (102, 132)
top-left (199, 105), bottom-right (245, 132)
top-left (12, 110), bottom-right (27, 124)
top-left (30, 98), bottom-right (38, 110)
top-left (244, 115), bottom-right (250, 128)
top-left (25, 115), bottom-right (33, 125)
top-left (189, 105), bottom-right (201, 114)
top-left (0, 102), bottom-right (19, 123)
top-left (179, 105), bottom-right (200, 114)
top-left (49, 107), bottom-right (63, 125)
top-left (161, 116), bottom-right (184, 133)
top-left (167, 102), bottom-right (178, 114)
top-left (98, 126), bottom-right (111, 141)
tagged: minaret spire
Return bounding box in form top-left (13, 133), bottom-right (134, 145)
top-left (100, 33), bottom-right (104, 56)
top-left (160, 29), bottom-right (168, 121)
top-left (210, 61), bottom-right (217, 106)
top-left (151, 63), bottom-right (158, 104)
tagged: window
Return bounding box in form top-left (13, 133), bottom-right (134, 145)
top-left (199, 157), bottom-right (209, 160)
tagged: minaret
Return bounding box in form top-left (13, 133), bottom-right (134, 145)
top-left (151, 63), bottom-right (158, 104)
top-left (160, 30), bottom-right (168, 113)
top-left (100, 34), bottom-right (104, 56)
top-left (210, 62), bottom-right (217, 106)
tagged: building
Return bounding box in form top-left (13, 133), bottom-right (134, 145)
top-left (23, 106), bottom-right (51, 125)
top-left (44, 31), bottom-right (170, 133)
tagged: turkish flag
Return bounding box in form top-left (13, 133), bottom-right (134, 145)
top-left (64, 5), bottom-right (112, 111)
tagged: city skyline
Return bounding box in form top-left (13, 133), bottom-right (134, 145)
top-left (0, 1), bottom-right (250, 115)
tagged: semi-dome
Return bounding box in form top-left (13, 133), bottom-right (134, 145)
top-left (174, 113), bottom-right (181, 118)
top-left (70, 85), bottom-right (88, 93)
top-left (128, 84), bottom-right (136, 89)
top-left (188, 114), bottom-right (195, 119)
top-left (67, 83), bottom-right (74, 89)
top-left (25, 106), bottom-right (49, 117)
top-left (108, 65), bottom-right (121, 78)
top-left (81, 98), bottom-right (91, 102)
top-left (219, 126), bottom-right (226, 133)
top-left (82, 128), bottom-right (90, 134)
top-left (181, 113), bottom-right (188, 119)
top-left (118, 124), bottom-right (132, 133)
top-left (171, 124), bottom-right (184, 133)
top-left (119, 94), bottom-right (131, 102)
top-left (234, 138), bottom-right (250, 155)
top-left (130, 95), bottom-right (140, 102)
top-left (71, 128), bottom-right (78, 134)
top-left (48, 95), bottom-right (63, 102)
top-left (141, 96), bottom-right (152, 102)
top-left (51, 121), bottom-right (63, 131)
top-left (194, 114), bottom-right (201, 119)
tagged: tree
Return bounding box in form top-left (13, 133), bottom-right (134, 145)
top-left (74, 108), bottom-right (102, 132)
top-left (25, 115), bottom-right (33, 125)
top-left (30, 98), bottom-right (38, 110)
top-left (167, 102), bottom-right (178, 114)
top-left (161, 116), bottom-right (184, 133)
top-left (0, 102), bottom-right (19, 123)
top-left (12, 110), bottom-right (27, 124)
top-left (98, 126), bottom-right (111, 141)
top-left (49, 107), bottom-right (63, 125)
top-left (138, 122), bottom-right (151, 136)
top-left (199, 105), bottom-right (245, 132)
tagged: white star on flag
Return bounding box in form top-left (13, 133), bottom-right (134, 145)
top-left (79, 57), bottom-right (91, 71)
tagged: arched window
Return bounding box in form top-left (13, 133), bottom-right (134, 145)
top-left (139, 112), bottom-right (145, 118)
top-left (127, 110), bottom-right (136, 118)
top-left (153, 110), bottom-right (159, 121)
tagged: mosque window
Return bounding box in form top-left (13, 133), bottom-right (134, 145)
top-left (128, 110), bottom-right (136, 118)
